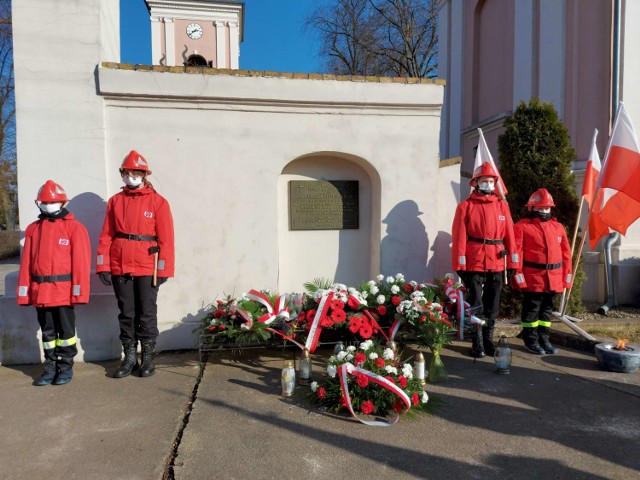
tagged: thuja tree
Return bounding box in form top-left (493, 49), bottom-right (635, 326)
top-left (497, 98), bottom-right (585, 316)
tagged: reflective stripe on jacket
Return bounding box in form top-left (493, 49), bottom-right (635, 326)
top-left (96, 186), bottom-right (175, 277)
top-left (17, 213), bottom-right (91, 307)
top-left (451, 192), bottom-right (518, 272)
top-left (512, 217), bottom-right (572, 292)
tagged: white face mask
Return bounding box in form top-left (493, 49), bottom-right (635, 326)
top-left (122, 174), bottom-right (144, 188)
top-left (477, 180), bottom-right (495, 192)
top-left (39, 203), bottom-right (63, 214)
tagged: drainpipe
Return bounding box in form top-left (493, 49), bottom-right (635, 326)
top-left (599, 0), bottom-right (622, 315)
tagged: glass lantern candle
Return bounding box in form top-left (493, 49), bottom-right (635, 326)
top-left (333, 341), bottom-right (345, 354)
top-left (298, 348), bottom-right (312, 385)
top-left (494, 335), bottom-right (512, 375)
top-left (281, 360), bottom-right (296, 396)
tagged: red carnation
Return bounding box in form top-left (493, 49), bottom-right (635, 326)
top-left (208, 326), bottom-right (216, 331)
top-left (419, 316), bottom-right (426, 323)
top-left (355, 373), bottom-right (369, 388)
top-left (392, 400), bottom-right (405, 413)
top-left (375, 358), bottom-right (386, 368)
top-left (377, 305), bottom-right (387, 316)
top-left (398, 375), bottom-right (407, 388)
top-left (330, 299), bottom-right (345, 311)
top-left (361, 401), bottom-right (375, 415)
top-left (331, 309), bottom-right (346, 324)
top-left (354, 352), bottom-right (366, 365)
top-left (348, 316), bottom-right (362, 333)
top-left (385, 376), bottom-right (395, 384)
top-left (347, 296), bottom-right (360, 310)
top-left (339, 395), bottom-right (348, 407)
top-left (412, 393), bottom-right (419, 405)
top-left (403, 283), bottom-right (414, 293)
top-left (321, 316), bottom-right (333, 327)
top-left (317, 387), bottom-right (326, 400)
top-left (307, 309), bottom-right (316, 320)
top-left (391, 296), bottom-right (401, 306)
top-left (219, 324), bottom-right (226, 330)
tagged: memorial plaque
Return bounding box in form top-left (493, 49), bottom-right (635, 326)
top-left (289, 180), bottom-right (359, 230)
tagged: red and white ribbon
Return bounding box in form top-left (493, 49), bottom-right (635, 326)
top-left (363, 310), bottom-right (388, 341)
top-left (230, 305), bottom-right (253, 329)
top-left (388, 318), bottom-right (403, 341)
top-left (337, 362), bottom-right (411, 426)
top-left (246, 289), bottom-right (290, 325)
top-left (305, 291), bottom-right (334, 353)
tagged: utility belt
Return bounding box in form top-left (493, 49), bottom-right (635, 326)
top-left (115, 231), bottom-right (158, 242)
top-left (524, 261), bottom-right (562, 270)
top-left (32, 274), bottom-right (72, 283)
top-left (468, 236), bottom-right (504, 245)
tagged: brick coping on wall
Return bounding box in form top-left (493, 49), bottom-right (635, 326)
top-left (100, 62), bottom-right (446, 86)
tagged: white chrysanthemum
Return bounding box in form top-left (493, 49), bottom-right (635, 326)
top-left (346, 345), bottom-right (356, 352)
top-left (348, 287), bottom-right (357, 294)
top-left (360, 290), bottom-right (368, 299)
top-left (395, 273), bottom-right (405, 281)
top-left (327, 364), bottom-right (337, 378)
top-left (402, 364), bottom-right (414, 379)
top-left (370, 285), bottom-right (379, 295)
top-left (209, 319), bottom-right (218, 326)
top-left (385, 276), bottom-right (394, 283)
top-left (421, 391), bottom-right (429, 404)
top-left (360, 340), bottom-right (373, 351)
top-left (367, 280), bottom-right (376, 287)
top-left (346, 353), bottom-right (354, 361)
top-left (377, 274), bottom-right (385, 281)
top-left (376, 295), bottom-right (386, 305)
top-left (328, 355), bottom-right (336, 363)
top-left (368, 352), bottom-right (379, 360)
top-left (391, 285), bottom-right (400, 294)
top-left (335, 292), bottom-right (348, 302)
top-left (383, 348), bottom-right (395, 360)
top-left (337, 351), bottom-right (348, 361)
top-left (359, 298), bottom-right (368, 306)
top-left (310, 381), bottom-right (318, 392)
top-left (385, 365), bottom-right (398, 375)
top-left (410, 280), bottom-right (418, 287)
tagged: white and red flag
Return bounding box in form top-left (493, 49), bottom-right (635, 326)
top-left (473, 128), bottom-right (508, 198)
top-left (591, 103), bottom-right (640, 248)
top-left (582, 130), bottom-right (610, 249)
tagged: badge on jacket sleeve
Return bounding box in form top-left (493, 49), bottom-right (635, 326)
top-left (59, 238), bottom-right (69, 246)
top-left (144, 211), bottom-right (153, 218)
top-left (498, 215), bottom-right (505, 221)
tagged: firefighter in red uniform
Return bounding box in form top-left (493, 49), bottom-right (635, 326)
top-left (97, 150), bottom-right (175, 378)
top-left (512, 188), bottom-right (572, 355)
top-left (17, 180), bottom-right (91, 386)
top-left (452, 163), bottom-right (519, 358)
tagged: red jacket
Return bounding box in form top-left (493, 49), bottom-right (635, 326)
top-left (451, 192), bottom-right (519, 272)
top-left (17, 212), bottom-right (91, 307)
top-left (97, 186), bottom-right (175, 277)
top-left (512, 217), bottom-right (572, 292)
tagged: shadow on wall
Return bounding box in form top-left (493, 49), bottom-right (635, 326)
top-left (380, 200), bottom-right (429, 282)
top-left (158, 305), bottom-right (209, 352)
top-left (427, 230), bottom-right (453, 278)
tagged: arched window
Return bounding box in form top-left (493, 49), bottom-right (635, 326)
top-left (185, 54), bottom-right (209, 67)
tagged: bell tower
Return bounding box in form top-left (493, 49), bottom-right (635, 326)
top-left (145, 0), bottom-right (244, 68)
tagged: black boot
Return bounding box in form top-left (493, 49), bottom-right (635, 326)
top-left (471, 325), bottom-right (485, 358)
top-left (139, 341), bottom-right (156, 377)
top-left (34, 348), bottom-right (57, 386)
top-left (113, 342), bottom-right (139, 378)
top-left (538, 326), bottom-right (558, 354)
top-left (482, 321), bottom-right (496, 356)
top-left (522, 327), bottom-right (545, 355)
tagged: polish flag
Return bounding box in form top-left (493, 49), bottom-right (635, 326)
top-left (474, 128), bottom-right (508, 198)
top-left (591, 103), bottom-right (640, 247)
top-left (582, 130), bottom-right (610, 249)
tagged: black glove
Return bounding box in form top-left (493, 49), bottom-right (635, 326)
top-left (98, 271), bottom-right (112, 286)
top-left (507, 269), bottom-right (516, 282)
top-left (157, 277), bottom-right (168, 286)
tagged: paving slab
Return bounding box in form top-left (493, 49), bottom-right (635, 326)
top-left (176, 339), bottom-right (640, 480)
top-left (0, 351), bottom-right (199, 480)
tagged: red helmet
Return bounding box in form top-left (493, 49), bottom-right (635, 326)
top-left (469, 162), bottom-right (499, 186)
top-left (120, 150), bottom-right (151, 174)
top-left (36, 180), bottom-right (68, 202)
top-left (526, 188), bottom-right (555, 209)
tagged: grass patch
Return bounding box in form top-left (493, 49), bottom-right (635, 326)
top-left (584, 325), bottom-right (640, 344)
top-left (0, 230), bottom-right (20, 260)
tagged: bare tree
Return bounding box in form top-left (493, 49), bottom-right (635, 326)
top-left (306, 0), bottom-right (439, 78)
top-left (0, 0), bottom-right (15, 230)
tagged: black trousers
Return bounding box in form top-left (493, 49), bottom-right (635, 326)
top-left (112, 275), bottom-right (159, 343)
top-left (36, 306), bottom-right (77, 372)
top-left (462, 271), bottom-right (503, 322)
top-left (521, 291), bottom-right (556, 326)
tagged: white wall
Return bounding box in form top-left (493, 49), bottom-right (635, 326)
top-left (2, 1), bottom-right (452, 365)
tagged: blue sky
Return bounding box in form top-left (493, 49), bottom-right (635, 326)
top-left (120, 0), bottom-right (322, 73)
